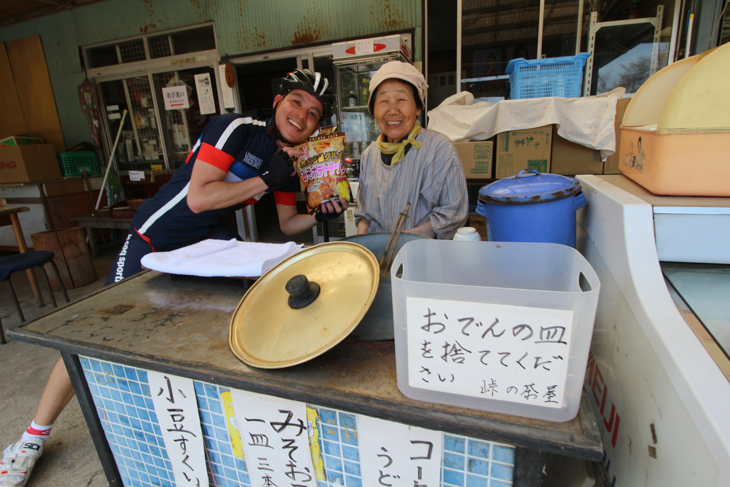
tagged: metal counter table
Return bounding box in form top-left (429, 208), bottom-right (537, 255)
top-left (9, 270), bottom-right (603, 486)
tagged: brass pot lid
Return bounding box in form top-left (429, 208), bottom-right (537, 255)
top-left (229, 241), bottom-right (379, 369)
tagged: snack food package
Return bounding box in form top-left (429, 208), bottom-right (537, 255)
top-left (294, 132), bottom-right (351, 210)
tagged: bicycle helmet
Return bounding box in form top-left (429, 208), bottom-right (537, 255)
top-left (278, 68), bottom-right (333, 119)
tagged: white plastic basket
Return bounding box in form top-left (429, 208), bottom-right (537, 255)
top-left (391, 239), bottom-right (600, 422)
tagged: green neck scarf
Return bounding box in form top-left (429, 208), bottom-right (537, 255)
top-left (377, 121), bottom-right (422, 166)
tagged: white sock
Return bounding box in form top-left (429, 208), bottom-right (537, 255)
top-left (21, 421), bottom-right (52, 442)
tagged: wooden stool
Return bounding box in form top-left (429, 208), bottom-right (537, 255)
top-left (0, 251), bottom-right (70, 344)
top-left (31, 227), bottom-right (97, 291)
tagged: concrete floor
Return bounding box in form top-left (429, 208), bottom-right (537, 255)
top-left (0, 245), bottom-right (119, 487)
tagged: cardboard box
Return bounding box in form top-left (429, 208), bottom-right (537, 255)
top-left (0, 144), bottom-right (62, 183)
top-left (467, 213), bottom-right (487, 241)
top-left (0, 135), bottom-right (43, 147)
top-left (550, 131), bottom-right (604, 176)
top-left (454, 141), bottom-right (493, 179)
top-left (603, 97), bottom-right (631, 174)
top-left (495, 125), bottom-right (552, 178)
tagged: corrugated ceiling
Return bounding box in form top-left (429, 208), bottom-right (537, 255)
top-left (0, 0), bottom-right (106, 28)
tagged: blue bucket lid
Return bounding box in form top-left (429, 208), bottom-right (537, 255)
top-left (478, 170), bottom-right (582, 204)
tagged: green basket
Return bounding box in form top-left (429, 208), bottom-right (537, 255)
top-left (57, 151), bottom-right (101, 177)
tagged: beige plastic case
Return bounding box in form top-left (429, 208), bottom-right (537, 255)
top-left (618, 43), bottom-right (730, 196)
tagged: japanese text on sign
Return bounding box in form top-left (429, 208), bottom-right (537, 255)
top-left (230, 390), bottom-right (317, 487)
top-left (358, 415), bottom-right (443, 486)
top-left (354, 39), bottom-right (375, 56)
top-left (147, 371), bottom-right (208, 487)
top-left (162, 86), bottom-right (190, 110)
top-left (406, 297), bottom-right (574, 408)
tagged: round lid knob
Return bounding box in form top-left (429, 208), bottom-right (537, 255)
top-left (285, 274), bottom-right (320, 309)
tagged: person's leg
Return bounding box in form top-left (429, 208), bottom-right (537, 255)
top-left (31, 359), bottom-right (75, 428)
top-left (104, 231), bottom-right (153, 286)
top-left (2, 232), bottom-right (153, 486)
top-left (0, 359), bottom-right (73, 486)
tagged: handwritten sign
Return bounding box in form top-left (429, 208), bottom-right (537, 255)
top-left (354, 39), bottom-right (374, 56)
top-left (230, 390), bottom-right (317, 486)
top-left (358, 415), bottom-right (442, 486)
top-left (406, 297), bottom-right (574, 408)
top-left (147, 371), bottom-right (208, 487)
top-left (162, 86), bottom-right (189, 110)
top-left (128, 170), bottom-right (145, 181)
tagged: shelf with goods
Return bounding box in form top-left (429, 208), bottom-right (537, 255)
top-left (335, 56), bottom-right (399, 161)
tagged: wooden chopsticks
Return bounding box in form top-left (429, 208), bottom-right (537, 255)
top-left (380, 202), bottom-right (411, 278)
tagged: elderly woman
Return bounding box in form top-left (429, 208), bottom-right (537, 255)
top-left (355, 61), bottom-right (468, 239)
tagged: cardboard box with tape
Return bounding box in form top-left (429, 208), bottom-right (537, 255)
top-left (550, 129), bottom-right (604, 176)
top-left (494, 125), bottom-right (552, 179)
top-left (0, 144), bottom-right (62, 183)
top-left (454, 140), bottom-right (493, 179)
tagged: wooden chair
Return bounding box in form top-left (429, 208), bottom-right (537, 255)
top-left (0, 251), bottom-right (69, 344)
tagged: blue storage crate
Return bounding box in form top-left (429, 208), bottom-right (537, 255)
top-left (506, 53), bottom-right (591, 99)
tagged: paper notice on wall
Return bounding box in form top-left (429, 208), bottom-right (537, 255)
top-left (128, 170), bottom-right (145, 181)
top-left (355, 39), bottom-right (374, 56)
top-left (358, 415), bottom-right (443, 486)
top-left (230, 389), bottom-right (317, 486)
top-left (218, 64), bottom-right (235, 109)
top-left (406, 296), bottom-right (574, 408)
top-left (162, 86), bottom-right (190, 110)
top-left (147, 371), bottom-right (209, 487)
top-left (194, 73), bottom-right (216, 115)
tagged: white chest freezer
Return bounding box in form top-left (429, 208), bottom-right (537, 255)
top-left (576, 174), bottom-right (729, 486)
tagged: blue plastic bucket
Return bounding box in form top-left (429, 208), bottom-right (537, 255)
top-left (476, 170), bottom-right (587, 247)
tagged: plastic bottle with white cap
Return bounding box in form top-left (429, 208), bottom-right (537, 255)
top-left (452, 227), bottom-right (481, 241)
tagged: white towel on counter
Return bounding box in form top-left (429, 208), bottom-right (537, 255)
top-left (140, 239), bottom-right (303, 277)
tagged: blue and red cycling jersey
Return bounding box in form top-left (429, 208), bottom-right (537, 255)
top-left (131, 113), bottom-right (298, 249)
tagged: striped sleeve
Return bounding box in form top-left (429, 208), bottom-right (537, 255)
top-left (197, 142), bottom-right (235, 172)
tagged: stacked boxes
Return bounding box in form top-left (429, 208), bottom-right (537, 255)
top-left (0, 144), bottom-right (62, 183)
top-left (0, 135), bottom-right (44, 147)
top-left (495, 125), bottom-right (552, 178)
top-left (454, 141), bottom-right (493, 179)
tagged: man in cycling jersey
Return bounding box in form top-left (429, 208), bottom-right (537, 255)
top-left (106, 68), bottom-right (345, 283)
top-left (0, 68), bottom-right (344, 487)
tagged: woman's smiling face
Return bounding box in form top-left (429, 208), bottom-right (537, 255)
top-left (373, 79), bottom-right (421, 143)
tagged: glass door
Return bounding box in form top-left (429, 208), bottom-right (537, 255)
top-left (98, 65), bottom-right (220, 173)
top-left (99, 76), bottom-right (164, 171)
top-left (336, 60), bottom-right (383, 162)
top-left (152, 66), bottom-right (220, 169)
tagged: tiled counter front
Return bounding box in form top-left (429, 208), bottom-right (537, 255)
top-left (81, 356), bottom-right (516, 487)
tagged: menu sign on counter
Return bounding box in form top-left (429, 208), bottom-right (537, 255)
top-left (406, 297), bottom-right (574, 409)
top-left (358, 415), bottom-right (442, 486)
top-left (230, 390), bottom-right (317, 487)
top-left (148, 371), bottom-right (209, 487)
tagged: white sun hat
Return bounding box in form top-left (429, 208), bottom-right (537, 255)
top-left (367, 61), bottom-right (428, 114)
